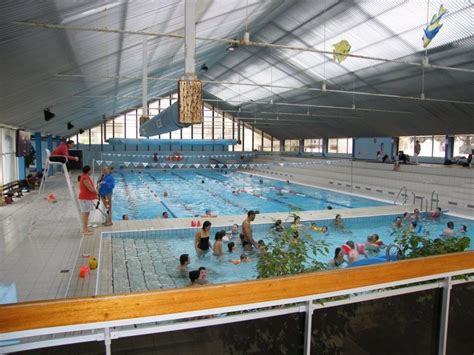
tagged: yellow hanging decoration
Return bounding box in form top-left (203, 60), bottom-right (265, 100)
top-left (332, 40), bottom-right (351, 63)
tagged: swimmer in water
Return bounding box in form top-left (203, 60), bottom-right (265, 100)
top-left (328, 247), bottom-right (345, 268)
top-left (178, 254), bottom-right (191, 275)
top-left (213, 230), bottom-right (226, 256)
top-left (272, 219), bottom-right (284, 232)
top-left (227, 224), bottom-right (239, 239)
top-left (195, 221), bottom-right (212, 256)
top-left (392, 216), bottom-right (403, 229)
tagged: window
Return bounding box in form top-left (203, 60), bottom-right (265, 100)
top-left (263, 134), bottom-right (272, 152)
top-left (224, 114), bottom-right (233, 139)
top-left (453, 134), bottom-right (474, 158)
top-left (400, 135), bottom-right (446, 158)
top-left (125, 111), bottom-right (137, 139)
top-left (272, 138), bottom-right (280, 152)
top-left (304, 139), bottom-right (323, 153)
top-left (203, 106), bottom-right (213, 139)
top-left (114, 115), bottom-right (125, 139)
top-left (254, 129), bottom-right (263, 151)
top-left (90, 126), bottom-right (102, 144)
top-left (328, 138), bottom-right (352, 154)
top-left (181, 125), bottom-right (192, 139)
top-left (243, 125), bottom-right (253, 151)
top-left (213, 110), bottom-right (223, 139)
top-left (285, 140), bottom-right (300, 152)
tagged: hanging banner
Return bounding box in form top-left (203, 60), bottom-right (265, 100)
top-left (150, 163), bottom-right (157, 168)
top-left (124, 162), bottom-right (131, 167)
top-left (105, 161), bottom-right (112, 166)
top-left (177, 163), bottom-right (183, 168)
top-left (143, 163), bottom-right (149, 168)
top-left (160, 163), bottom-right (166, 168)
top-left (194, 164), bottom-right (200, 168)
top-left (210, 164), bottom-right (216, 169)
top-left (96, 160), bottom-right (103, 166)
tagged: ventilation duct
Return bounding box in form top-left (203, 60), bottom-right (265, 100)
top-left (139, 102), bottom-right (190, 137)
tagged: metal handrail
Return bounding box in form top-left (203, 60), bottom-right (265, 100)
top-left (430, 190), bottom-right (439, 210)
top-left (394, 186), bottom-right (408, 205)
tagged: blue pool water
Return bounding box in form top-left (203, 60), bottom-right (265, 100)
top-left (111, 170), bottom-right (387, 220)
top-left (105, 214), bottom-right (473, 293)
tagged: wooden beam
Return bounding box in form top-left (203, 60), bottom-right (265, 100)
top-left (0, 251), bottom-right (473, 333)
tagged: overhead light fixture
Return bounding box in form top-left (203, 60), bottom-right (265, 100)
top-left (227, 39), bottom-right (239, 52)
top-left (44, 108), bottom-right (55, 121)
top-left (200, 63), bottom-right (209, 73)
top-left (67, 122), bottom-right (75, 130)
top-left (79, 129), bottom-right (85, 134)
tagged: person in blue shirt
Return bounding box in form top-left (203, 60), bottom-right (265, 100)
top-left (98, 166), bottom-right (115, 226)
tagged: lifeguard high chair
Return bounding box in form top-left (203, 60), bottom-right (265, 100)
top-left (38, 149), bottom-right (82, 227)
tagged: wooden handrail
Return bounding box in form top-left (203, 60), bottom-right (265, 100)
top-left (0, 251), bottom-right (473, 334)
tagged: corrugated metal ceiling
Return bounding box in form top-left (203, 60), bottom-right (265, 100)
top-left (0, 0), bottom-right (473, 139)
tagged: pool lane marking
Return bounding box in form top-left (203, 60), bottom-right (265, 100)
top-left (142, 173), bottom-right (178, 218)
top-left (176, 172), bottom-right (248, 213)
top-left (198, 171), bottom-right (301, 210)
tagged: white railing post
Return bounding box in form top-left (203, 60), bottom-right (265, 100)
top-left (438, 276), bottom-right (452, 355)
top-left (304, 300), bottom-right (313, 355)
top-left (104, 327), bottom-right (112, 355)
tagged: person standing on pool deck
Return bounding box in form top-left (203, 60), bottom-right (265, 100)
top-left (414, 140), bottom-right (421, 165)
top-left (242, 210), bottom-right (258, 251)
top-left (98, 166), bottom-right (115, 226)
top-left (195, 221), bottom-right (212, 256)
top-left (78, 166), bottom-right (98, 235)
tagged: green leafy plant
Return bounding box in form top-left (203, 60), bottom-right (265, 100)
top-left (257, 222), bottom-right (329, 279)
top-left (393, 226), bottom-right (470, 259)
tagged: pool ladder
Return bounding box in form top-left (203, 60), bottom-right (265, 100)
top-left (430, 190), bottom-right (439, 211)
top-left (394, 186), bottom-right (408, 205)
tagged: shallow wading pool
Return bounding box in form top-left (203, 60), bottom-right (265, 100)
top-left (102, 213), bottom-right (473, 294)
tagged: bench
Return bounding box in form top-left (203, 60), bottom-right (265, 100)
top-left (2, 180), bottom-right (28, 198)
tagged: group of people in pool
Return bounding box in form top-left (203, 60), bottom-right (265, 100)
top-left (392, 207), bottom-right (468, 236)
top-left (179, 210), bottom-right (264, 286)
top-left (327, 208), bottom-right (469, 268)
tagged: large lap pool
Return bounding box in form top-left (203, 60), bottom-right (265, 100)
top-left (111, 170), bottom-right (387, 220)
top-left (103, 214), bottom-right (473, 294)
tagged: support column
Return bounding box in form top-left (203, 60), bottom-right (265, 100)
top-left (299, 139), bottom-right (304, 155)
top-left (47, 135), bottom-right (53, 176)
top-left (183, 0), bottom-right (197, 80)
top-left (35, 132), bottom-right (42, 173)
top-left (322, 138), bottom-right (328, 157)
top-left (445, 135), bottom-right (454, 161)
top-left (438, 277), bottom-right (452, 355)
top-left (280, 140), bottom-right (285, 153)
top-left (18, 157), bottom-right (26, 180)
top-left (303, 300), bottom-right (313, 355)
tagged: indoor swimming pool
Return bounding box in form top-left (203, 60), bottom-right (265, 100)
top-left (111, 170), bottom-right (387, 220)
top-left (104, 213), bottom-right (473, 294)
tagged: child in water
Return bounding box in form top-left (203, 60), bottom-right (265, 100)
top-left (213, 231), bottom-right (226, 256)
